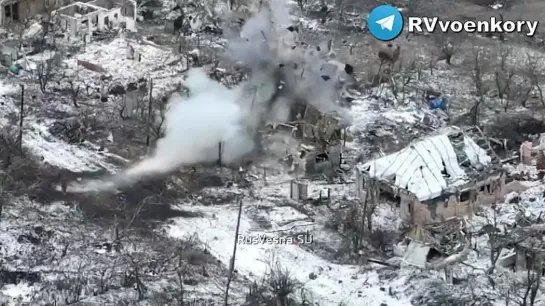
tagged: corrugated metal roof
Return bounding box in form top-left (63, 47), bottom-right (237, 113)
top-left (358, 131), bottom-right (493, 201)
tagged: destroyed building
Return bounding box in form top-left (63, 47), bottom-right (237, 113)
top-left (0, 0), bottom-right (60, 25)
top-left (520, 133), bottom-right (545, 177)
top-left (515, 235), bottom-right (545, 274)
top-left (510, 225), bottom-right (545, 274)
top-left (0, 39), bottom-right (18, 66)
top-left (356, 126), bottom-right (505, 225)
top-left (53, 0), bottom-right (136, 40)
top-left (404, 217), bottom-right (468, 279)
top-left (265, 104), bottom-right (347, 177)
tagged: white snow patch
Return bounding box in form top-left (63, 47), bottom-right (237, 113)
top-left (346, 98), bottom-right (374, 132)
top-left (373, 203), bottom-right (403, 230)
top-left (0, 83), bottom-right (17, 96)
top-left (266, 206), bottom-right (310, 226)
top-left (347, 97), bottom-right (423, 136)
top-left (166, 205), bottom-right (411, 305)
top-left (0, 83), bottom-right (18, 126)
top-left (1, 283), bottom-right (34, 304)
top-left (382, 109), bottom-right (418, 124)
top-left (299, 18), bottom-right (321, 31)
top-left (17, 50), bottom-right (57, 70)
top-left (0, 81), bottom-right (118, 172)
top-left (23, 121), bottom-right (117, 172)
top-left (491, 3), bottom-right (503, 9)
top-left (504, 163), bottom-right (539, 179)
top-left (68, 37), bottom-right (174, 81)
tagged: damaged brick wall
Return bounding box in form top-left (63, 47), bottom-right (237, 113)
top-left (536, 151), bottom-right (545, 171)
top-left (406, 194), bottom-right (466, 226)
top-left (403, 175), bottom-right (505, 225)
top-left (520, 141), bottom-right (533, 165)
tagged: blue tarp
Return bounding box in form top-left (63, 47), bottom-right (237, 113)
top-left (8, 63), bottom-right (22, 75)
top-left (8, 65), bottom-right (19, 74)
top-left (429, 97), bottom-right (447, 111)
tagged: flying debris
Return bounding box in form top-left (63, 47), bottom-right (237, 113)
top-left (76, 0), bottom-right (354, 190)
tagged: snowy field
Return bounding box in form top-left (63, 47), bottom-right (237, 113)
top-left (2, 62), bottom-right (543, 304)
top-left (2, 0), bottom-right (545, 304)
top-left (0, 75), bottom-right (423, 305)
top-left (2, 58), bottom-right (545, 305)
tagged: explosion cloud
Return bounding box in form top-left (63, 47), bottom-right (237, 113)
top-left (79, 0), bottom-right (354, 190)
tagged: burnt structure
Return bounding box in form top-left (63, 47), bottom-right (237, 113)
top-left (356, 126), bottom-right (505, 225)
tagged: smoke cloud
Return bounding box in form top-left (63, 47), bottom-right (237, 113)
top-left (123, 68), bottom-right (255, 179)
top-left (78, 0), bottom-right (353, 190)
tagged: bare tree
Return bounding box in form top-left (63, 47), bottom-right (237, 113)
top-left (361, 179), bottom-right (377, 240)
top-left (518, 244), bottom-right (542, 306)
top-left (479, 203), bottom-right (503, 274)
top-left (497, 14), bottom-right (506, 42)
top-left (146, 79), bottom-right (154, 154)
top-left (18, 84), bottom-right (24, 151)
top-left (36, 54), bottom-right (58, 92)
top-left (524, 53), bottom-right (545, 109)
top-left (66, 79), bottom-right (82, 108)
top-left (434, 34), bottom-right (463, 65)
top-left (390, 56), bottom-right (415, 104)
top-left (297, 0), bottom-right (307, 10)
top-left (507, 55), bottom-right (536, 109)
top-left (469, 46), bottom-right (489, 126)
top-left (125, 254), bottom-right (148, 301)
top-left (494, 47), bottom-right (516, 111)
top-left (176, 253), bottom-right (187, 306)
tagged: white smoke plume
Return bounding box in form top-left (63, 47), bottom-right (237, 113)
top-left (75, 0), bottom-right (354, 191)
top-left (122, 68), bottom-right (255, 179)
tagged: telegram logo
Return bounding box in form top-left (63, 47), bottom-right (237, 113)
top-left (368, 5), bottom-right (404, 41)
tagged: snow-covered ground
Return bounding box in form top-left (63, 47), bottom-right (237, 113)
top-left (0, 72), bottom-right (424, 305)
top-left (166, 181), bottom-right (412, 305)
top-left (5, 60), bottom-right (534, 304)
top-left (3, 1), bottom-right (545, 304)
top-left (2, 55), bottom-right (545, 305)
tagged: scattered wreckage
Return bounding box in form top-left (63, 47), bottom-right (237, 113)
top-left (351, 125), bottom-right (545, 275)
top-left (403, 217), bottom-right (470, 278)
top-left (263, 107), bottom-right (349, 179)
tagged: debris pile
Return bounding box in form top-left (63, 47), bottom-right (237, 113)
top-left (49, 119), bottom-right (87, 144)
top-left (404, 217), bottom-right (469, 269)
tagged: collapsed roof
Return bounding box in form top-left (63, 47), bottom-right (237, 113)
top-left (358, 126), bottom-right (501, 201)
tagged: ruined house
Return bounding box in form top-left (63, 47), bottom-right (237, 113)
top-left (0, 39), bottom-right (19, 66)
top-left (356, 126), bottom-right (505, 225)
top-left (53, 0), bottom-right (136, 39)
top-left (515, 235), bottom-right (545, 274)
top-left (290, 111), bottom-right (345, 176)
top-left (0, 0), bottom-right (61, 25)
top-left (520, 133), bottom-right (545, 177)
top-left (404, 217), bottom-right (468, 280)
top-left (298, 111), bottom-right (345, 174)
